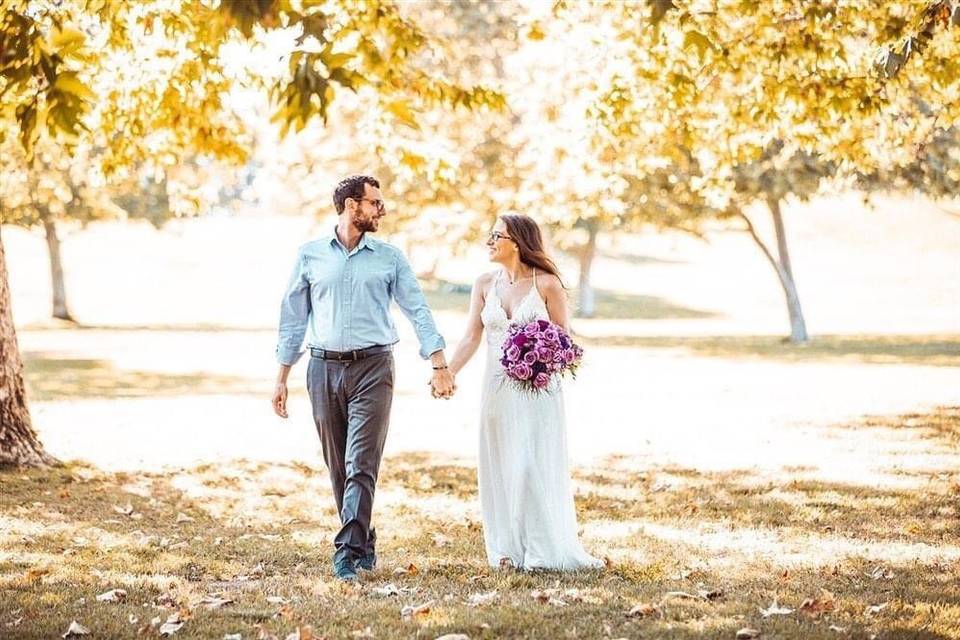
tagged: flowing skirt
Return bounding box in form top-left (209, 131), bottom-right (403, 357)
top-left (477, 348), bottom-right (603, 570)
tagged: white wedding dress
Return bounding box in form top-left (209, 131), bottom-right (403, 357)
top-left (477, 269), bottom-right (603, 570)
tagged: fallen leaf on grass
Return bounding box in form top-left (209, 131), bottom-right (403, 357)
top-left (224, 634), bottom-right (242, 640)
top-left (435, 635), bottom-right (470, 640)
top-left (24, 566), bottom-right (51, 583)
top-left (400, 600), bottom-right (433, 619)
top-left (199, 594), bottom-right (234, 609)
top-left (372, 584), bottom-right (400, 597)
top-left (799, 589), bottom-right (836, 617)
top-left (61, 621), bottom-right (90, 638)
top-left (431, 533), bottom-right (451, 547)
top-left (736, 628), bottom-right (761, 639)
top-left (159, 612), bottom-right (188, 636)
top-left (266, 595), bottom-right (288, 604)
top-left (664, 590), bottom-right (702, 600)
top-left (175, 512), bottom-right (194, 524)
top-left (274, 604), bottom-right (295, 619)
top-left (864, 602), bottom-right (889, 615)
top-left (466, 591), bottom-right (498, 607)
top-left (113, 503), bottom-right (134, 516)
top-left (625, 603), bottom-right (661, 618)
top-left (393, 563), bottom-right (419, 576)
top-left (829, 625), bottom-right (846, 633)
top-left (284, 625), bottom-right (316, 640)
top-left (96, 588), bottom-right (127, 603)
top-left (758, 600), bottom-right (794, 617)
top-left (867, 565), bottom-right (894, 580)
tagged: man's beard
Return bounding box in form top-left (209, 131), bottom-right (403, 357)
top-left (353, 212), bottom-right (378, 233)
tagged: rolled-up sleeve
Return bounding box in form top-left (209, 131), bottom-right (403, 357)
top-left (276, 249), bottom-right (311, 365)
top-left (392, 250), bottom-right (445, 359)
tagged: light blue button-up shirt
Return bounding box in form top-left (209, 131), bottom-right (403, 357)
top-left (276, 230), bottom-right (446, 365)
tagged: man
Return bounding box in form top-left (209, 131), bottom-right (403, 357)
top-left (272, 175), bottom-right (455, 582)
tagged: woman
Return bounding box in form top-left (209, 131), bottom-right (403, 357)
top-left (446, 214), bottom-right (603, 571)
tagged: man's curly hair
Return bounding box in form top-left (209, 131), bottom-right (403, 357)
top-left (333, 175), bottom-right (380, 215)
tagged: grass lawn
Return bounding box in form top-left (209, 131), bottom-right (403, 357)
top-left (2, 409), bottom-right (958, 639)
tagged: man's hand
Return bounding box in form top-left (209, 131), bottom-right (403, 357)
top-left (430, 368), bottom-right (456, 399)
top-left (272, 382), bottom-right (289, 418)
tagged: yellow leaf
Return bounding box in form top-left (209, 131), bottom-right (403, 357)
top-left (53, 72), bottom-right (96, 101)
top-left (50, 27), bottom-right (86, 52)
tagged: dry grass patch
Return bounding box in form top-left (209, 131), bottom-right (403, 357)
top-left (2, 409), bottom-right (959, 639)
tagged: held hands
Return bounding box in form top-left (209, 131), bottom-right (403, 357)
top-left (272, 382), bottom-right (289, 418)
top-left (430, 367), bottom-right (456, 400)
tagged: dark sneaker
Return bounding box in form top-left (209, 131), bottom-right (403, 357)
top-left (333, 557), bottom-right (359, 582)
top-left (356, 552), bottom-right (377, 571)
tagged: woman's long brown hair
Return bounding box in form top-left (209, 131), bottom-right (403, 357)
top-left (500, 214), bottom-right (566, 288)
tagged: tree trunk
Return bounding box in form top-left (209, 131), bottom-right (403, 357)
top-left (40, 213), bottom-right (74, 321)
top-left (0, 229), bottom-right (57, 467)
top-left (740, 203), bottom-right (809, 344)
top-left (575, 220), bottom-right (599, 318)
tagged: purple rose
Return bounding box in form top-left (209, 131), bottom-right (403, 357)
top-left (537, 319), bottom-right (550, 330)
top-left (512, 334), bottom-right (529, 347)
top-left (523, 322), bottom-right (539, 337)
top-left (537, 347), bottom-right (554, 363)
top-left (562, 349), bottom-right (577, 364)
top-left (505, 344), bottom-right (521, 361)
top-left (559, 336), bottom-right (571, 348)
top-left (543, 327), bottom-right (560, 343)
top-left (523, 351), bottom-right (538, 365)
top-left (533, 372), bottom-right (550, 388)
top-left (513, 362), bottom-right (533, 380)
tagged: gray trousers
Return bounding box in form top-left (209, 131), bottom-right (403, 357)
top-left (306, 351), bottom-right (394, 563)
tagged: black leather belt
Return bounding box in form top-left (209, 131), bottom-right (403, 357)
top-left (310, 345), bottom-right (392, 361)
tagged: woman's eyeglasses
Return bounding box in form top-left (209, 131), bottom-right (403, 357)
top-left (488, 231), bottom-right (512, 242)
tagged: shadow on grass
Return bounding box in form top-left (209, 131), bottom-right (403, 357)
top-left (1, 408), bottom-right (958, 639)
top-left (580, 334), bottom-right (960, 367)
top-left (22, 352), bottom-right (259, 401)
top-left (422, 279), bottom-right (718, 319)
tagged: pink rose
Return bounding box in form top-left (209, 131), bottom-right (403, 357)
top-left (505, 344), bottom-right (521, 362)
top-left (533, 372), bottom-right (550, 388)
top-left (513, 362), bottom-right (533, 380)
top-left (523, 351), bottom-right (538, 365)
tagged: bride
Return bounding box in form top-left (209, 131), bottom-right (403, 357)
top-left (445, 214), bottom-right (603, 571)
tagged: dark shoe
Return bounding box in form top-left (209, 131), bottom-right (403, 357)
top-left (333, 557), bottom-right (359, 582)
top-left (356, 552), bottom-right (377, 571)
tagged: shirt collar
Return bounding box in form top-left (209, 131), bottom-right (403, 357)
top-left (328, 227), bottom-right (376, 253)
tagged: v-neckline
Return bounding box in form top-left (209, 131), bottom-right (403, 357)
top-left (493, 271), bottom-right (539, 322)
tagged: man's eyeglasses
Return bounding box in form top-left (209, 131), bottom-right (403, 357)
top-left (488, 231), bottom-right (512, 242)
top-left (358, 197), bottom-right (386, 212)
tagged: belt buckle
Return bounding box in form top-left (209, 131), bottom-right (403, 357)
top-left (351, 349), bottom-right (359, 361)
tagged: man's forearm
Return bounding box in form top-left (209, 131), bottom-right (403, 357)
top-left (277, 364), bottom-right (292, 384)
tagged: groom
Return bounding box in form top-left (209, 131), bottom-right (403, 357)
top-left (272, 175), bottom-right (455, 581)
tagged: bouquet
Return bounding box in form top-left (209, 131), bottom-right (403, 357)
top-left (499, 319), bottom-right (584, 393)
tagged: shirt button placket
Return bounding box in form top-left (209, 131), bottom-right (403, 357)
top-left (343, 257), bottom-right (351, 350)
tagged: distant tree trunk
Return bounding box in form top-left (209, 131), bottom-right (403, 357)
top-left (0, 230), bottom-right (57, 467)
top-left (39, 210), bottom-right (74, 321)
top-left (575, 220), bottom-right (599, 318)
top-left (740, 201), bottom-right (809, 344)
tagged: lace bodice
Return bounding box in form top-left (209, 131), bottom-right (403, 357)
top-left (480, 269), bottom-right (549, 346)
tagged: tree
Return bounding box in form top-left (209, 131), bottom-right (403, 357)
top-left (0, 0), bottom-right (503, 467)
top-left (552, 0), bottom-right (960, 332)
top-left (0, 228), bottom-right (56, 466)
